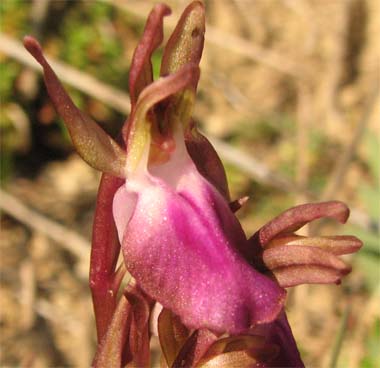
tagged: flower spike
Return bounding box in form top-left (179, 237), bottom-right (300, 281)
top-left (23, 2), bottom-right (363, 366)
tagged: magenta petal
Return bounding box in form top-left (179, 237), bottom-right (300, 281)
top-left (113, 160), bottom-right (285, 334)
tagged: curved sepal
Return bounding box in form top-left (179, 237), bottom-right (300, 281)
top-left (197, 350), bottom-right (268, 368)
top-left (250, 201), bottom-right (350, 248)
top-left (161, 1), bottom-right (205, 77)
top-left (125, 64), bottom-right (200, 173)
top-left (123, 282), bottom-right (152, 367)
top-left (185, 126), bottom-right (230, 199)
top-left (128, 4), bottom-right (171, 106)
top-left (263, 245), bottom-right (350, 287)
top-left (158, 308), bottom-right (190, 367)
top-left (90, 174), bottom-right (124, 342)
top-left (92, 281), bottom-right (152, 368)
top-left (253, 311), bottom-right (304, 367)
top-left (92, 292), bottom-right (131, 368)
top-left (23, 36), bottom-right (127, 177)
top-left (266, 234), bottom-right (363, 255)
top-left (262, 234), bottom-right (362, 287)
top-left (173, 329), bottom-right (218, 368)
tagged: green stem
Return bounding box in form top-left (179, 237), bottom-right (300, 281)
top-left (329, 303), bottom-right (350, 368)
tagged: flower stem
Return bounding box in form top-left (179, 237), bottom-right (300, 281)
top-left (329, 303), bottom-right (350, 368)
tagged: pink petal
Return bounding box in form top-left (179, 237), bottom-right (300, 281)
top-left (113, 158), bottom-right (285, 334)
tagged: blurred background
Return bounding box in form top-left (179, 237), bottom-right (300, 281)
top-left (0, 0), bottom-right (379, 367)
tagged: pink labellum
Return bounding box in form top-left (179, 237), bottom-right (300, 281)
top-left (113, 64), bottom-right (285, 333)
top-left (113, 133), bottom-right (285, 333)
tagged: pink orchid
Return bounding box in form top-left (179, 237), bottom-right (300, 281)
top-left (24, 1), bottom-right (361, 366)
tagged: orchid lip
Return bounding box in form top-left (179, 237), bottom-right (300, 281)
top-left (113, 123), bottom-right (286, 334)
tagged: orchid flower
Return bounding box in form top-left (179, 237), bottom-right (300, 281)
top-left (24, 1), bottom-right (362, 367)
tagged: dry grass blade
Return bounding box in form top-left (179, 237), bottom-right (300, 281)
top-left (207, 136), bottom-right (296, 191)
top-left (0, 33), bottom-right (131, 114)
top-left (102, 0), bottom-right (303, 77)
top-left (0, 189), bottom-right (90, 278)
top-left (321, 83), bottom-right (380, 201)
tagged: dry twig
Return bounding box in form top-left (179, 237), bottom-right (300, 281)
top-left (0, 33), bottom-right (131, 115)
top-left (102, 0), bottom-right (303, 77)
top-left (0, 189), bottom-right (90, 278)
top-left (321, 83), bottom-right (380, 201)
